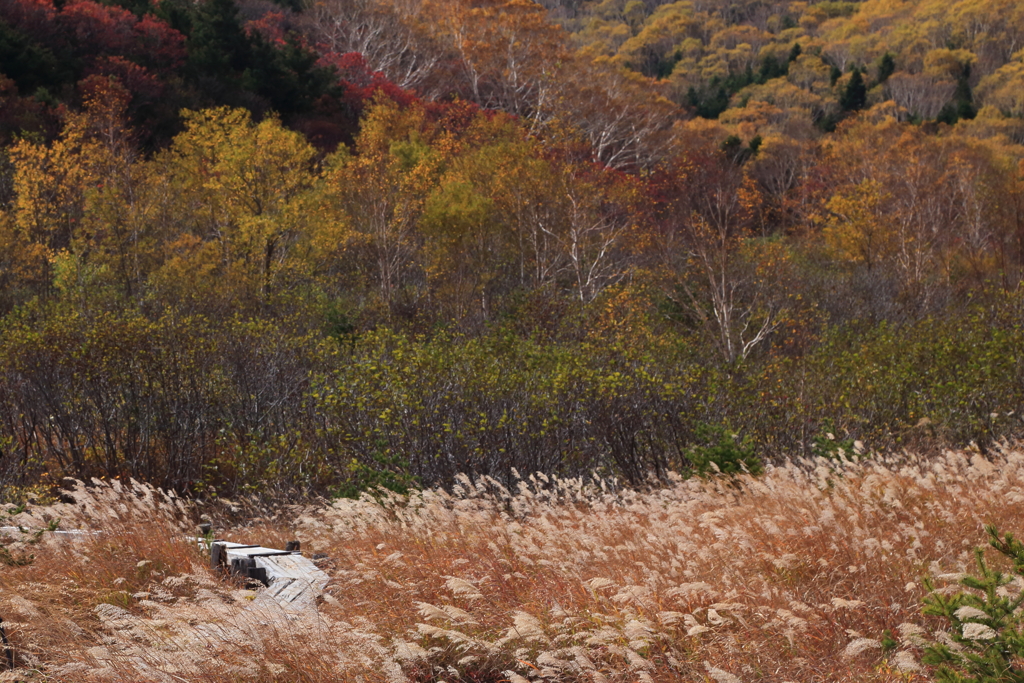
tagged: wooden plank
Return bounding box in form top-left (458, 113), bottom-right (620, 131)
top-left (0, 526), bottom-right (96, 538)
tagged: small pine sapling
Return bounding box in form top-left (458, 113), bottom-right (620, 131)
top-left (921, 525), bottom-right (1024, 682)
top-left (683, 424), bottom-right (763, 478)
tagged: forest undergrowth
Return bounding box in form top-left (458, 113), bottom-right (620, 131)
top-left (3, 445), bottom-right (1024, 681)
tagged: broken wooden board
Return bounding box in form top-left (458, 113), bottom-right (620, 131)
top-left (0, 526), bottom-right (96, 539)
top-left (211, 541), bottom-right (329, 613)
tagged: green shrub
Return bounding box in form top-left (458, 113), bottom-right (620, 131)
top-left (682, 424), bottom-right (763, 477)
top-left (331, 447), bottom-right (419, 500)
top-left (802, 302), bottom-right (1024, 451)
top-left (810, 421), bottom-right (858, 459)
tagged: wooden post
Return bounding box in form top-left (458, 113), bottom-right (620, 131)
top-left (0, 616), bottom-right (14, 670)
top-left (248, 566), bottom-right (269, 586)
top-left (210, 542), bottom-right (223, 570)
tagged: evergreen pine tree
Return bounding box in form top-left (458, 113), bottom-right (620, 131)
top-left (839, 68), bottom-right (866, 111)
top-left (186, 0), bottom-right (251, 83)
top-left (877, 53), bottom-right (895, 84)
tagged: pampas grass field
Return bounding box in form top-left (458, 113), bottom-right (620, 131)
top-left (4, 445), bottom-right (1024, 682)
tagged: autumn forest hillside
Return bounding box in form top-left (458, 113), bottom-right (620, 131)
top-left (1, 0), bottom-right (1023, 499)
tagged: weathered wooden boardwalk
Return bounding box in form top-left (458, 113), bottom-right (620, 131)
top-left (210, 541), bottom-right (330, 612)
top-left (2, 525), bottom-right (330, 613)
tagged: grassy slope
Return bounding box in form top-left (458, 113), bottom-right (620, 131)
top-left (3, 447), bottom-right (1024, 681)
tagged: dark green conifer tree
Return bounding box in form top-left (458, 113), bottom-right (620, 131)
top-left (877, 53), bottom-right (895, 84)
top-left (839, 68), bottom-right (866, 111)
top-left (186, 0), bottom-right (251, 84)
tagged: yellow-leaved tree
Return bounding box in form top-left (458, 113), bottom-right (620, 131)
top-left (9, 98), bottom-right (104, 299)
top-left (321, 96), bottom-right (448, 319)
top-left (7, 76), bottom-right (149, 303)
top-left (150, 107), bottom-right (318, 308)
top-left (822, 112), bottom-right (1024, 302)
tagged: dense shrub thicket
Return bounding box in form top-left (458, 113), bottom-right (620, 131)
top-left (1, 290), bottom-right (1021, 499)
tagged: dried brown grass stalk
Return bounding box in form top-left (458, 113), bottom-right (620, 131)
top-left (3, 447), bottom-right (1024, 681)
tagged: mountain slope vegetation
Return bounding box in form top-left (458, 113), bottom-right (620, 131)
top-left (0, 0), bottom-right (1023, 499)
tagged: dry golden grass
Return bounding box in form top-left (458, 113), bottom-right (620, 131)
top-left (4, 446), bottom-right (1024, 681)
